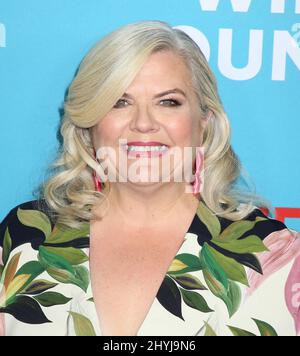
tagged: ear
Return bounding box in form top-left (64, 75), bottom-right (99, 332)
top-left (200, 109), bottom-right (213, 130)
top-left (204, 109), bottom-right (213, 121)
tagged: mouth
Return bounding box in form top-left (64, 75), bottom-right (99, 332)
top-left (121, 142), bottom-right (170, 157)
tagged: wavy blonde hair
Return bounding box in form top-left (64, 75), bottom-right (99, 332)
top-left (35, 20), bottom-right (272, 229)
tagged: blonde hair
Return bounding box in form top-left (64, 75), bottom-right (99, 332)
top-left (34, 20), bottom-right (273, 229)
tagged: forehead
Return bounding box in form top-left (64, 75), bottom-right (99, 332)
top-left (128, 50), bottom-right (193, 88)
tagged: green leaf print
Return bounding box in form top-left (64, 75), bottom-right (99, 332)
top-left (212, 235), bottom-right (269, 254)
top-left (15, 261), bottom-right (45, 292)
top-left (1, 259), bottom-right (45, 307)
top-left (17, 208), bottom-right (52, 239)
top-left (196, 201), bottom-right (221, 239)
top-left (205, 244), bottom-right (249, 286)
top-left (4, 274), bottom-right (32, 305)
top-left (167, 253), bottom-right (203, 275)
top-left (21, 279), bottom-right (58, 295)
top-left (204, 321), bottom-right (217, 336)
top-left (202, 269), bottom-right (226, 301)
top-left (15, 261), bottom-right (45, 277)
top-left (171, 274), bottom-right (207, 290)
top-left (45, 222), bottom-right (89, 244)
top-left (180, 288), bottom-right (213, 313)
top-left (47, 265), bottom-right (89, 293)
top-left (69, 311), bottom-right (96, 336)
top-left (227, 325), bottom-right (256, 337)
top-left (0, 265), bottom-right (4, 280)
top-left (34, 292), bottom-right (72, 307)
top-left (0, 295), bottom-right (51, 324)
top-left (156, 276), bottom-right (184, 320)
top-left (228, 319), bottom-right (278, 337)
top-left (201, 244), bottom-right (242, 317)
top-left (38, 246), bottom-right (89, 292)
top-left (41, 246), bottom-right (88, 265)
top-left (71, 265), bottom-right (89, 292)
top-left (2, 252), bottom-right (22, 290)
top-left (226, 280), bottom-right (242, 318)
top-left (214, 217), bottom-right (267, 242)
top-left (38, 246), bottom-right (75, 274)
top-left (3, 226), bottom-right (12, 265)
top-left (252, 318), bottom-right (278, 336)
top-left (203, 270), bottom-right (241, 318)
top-left (225, 252), bottom-right (263, 275)
top-left (200, 244), bottom-right (228, 290)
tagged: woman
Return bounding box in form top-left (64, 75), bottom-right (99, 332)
top-left (0, 20), bottom-right (299, 336)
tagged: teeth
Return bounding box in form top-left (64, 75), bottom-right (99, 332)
top-left (126, 145), bottom-right (168, 152)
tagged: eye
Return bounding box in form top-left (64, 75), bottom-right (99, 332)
top-left (160, 99), bottom-right (181, 107)
top-left (113, 99), bottom-right (128, 109)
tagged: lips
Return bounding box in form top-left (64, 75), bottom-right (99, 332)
top-left (126, 141), bottom-right (169, 147)
top-left (120, 141), bottom-right (170, 157)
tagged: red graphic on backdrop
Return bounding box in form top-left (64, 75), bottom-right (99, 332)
top-left (259, 207), bottom-right (300, 223)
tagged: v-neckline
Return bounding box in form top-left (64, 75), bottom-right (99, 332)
top-left (86, 196), bottom-right (203, 336)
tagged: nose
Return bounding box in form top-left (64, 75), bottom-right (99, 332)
top-left (129, 105), bottom-right (160, 133)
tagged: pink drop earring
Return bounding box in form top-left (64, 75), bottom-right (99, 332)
top-left (192, 150), bottom-right (204, 195)
top-left (93, 169), bottom-right (102, 192)
top-left (92, 148), bottom-right (102, 192)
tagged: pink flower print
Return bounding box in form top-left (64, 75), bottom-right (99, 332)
top-left (246, 228), bottom-right (300, 298)
top-left (285, 254), bottom-right (300, 335)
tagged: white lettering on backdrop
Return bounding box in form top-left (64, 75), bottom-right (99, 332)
top-left (175, 1), bottom-right (300, 81)
top-left (198, 0), bottom-right (300, 13)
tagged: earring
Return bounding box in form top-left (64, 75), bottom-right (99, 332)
top-left (93, 169), bottom-right (102, 192)
top-left (92, 148), bottom-right (102, 192)
top-left (192, 149), bottom-right (204, 195)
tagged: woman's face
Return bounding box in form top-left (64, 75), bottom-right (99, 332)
top-left (91, 50), bottom-right (208, 185)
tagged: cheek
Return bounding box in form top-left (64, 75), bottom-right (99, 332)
top-left (167, 117), bottom-right (195, 146)
top-left (92, 117), bottom-right (124, 146)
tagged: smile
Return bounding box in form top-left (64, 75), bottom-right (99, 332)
top-left (127, 145), bottom-right (168, 152)
top-left (121, 144), bottom-right (169, 157)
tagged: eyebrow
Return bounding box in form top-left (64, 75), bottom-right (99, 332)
top-left (122, 88), bottom-right (187, 99)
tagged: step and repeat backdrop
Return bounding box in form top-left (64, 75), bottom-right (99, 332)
top-left (0, 0), bottom-right (299, 229)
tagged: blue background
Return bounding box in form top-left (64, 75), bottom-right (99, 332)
top-left (0, 0), bottom-right (299, 229)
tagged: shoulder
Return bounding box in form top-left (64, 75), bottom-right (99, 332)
top-left (237, 205), bottom-right (291, 240)
top-left (224, 205), bottom-right (300, 262)
top-left (195, 200), bottom-right (300, 273)
top-left (0, 200), bottom-right (91, 335)
top-left (0, 198), bottom-right (90, 261)
top-left (194, 200), bottom-right (296, 242)
top-left (242, 206), bottom-right (300, 248)
top-left (0, 199), bottom-right (54, 251)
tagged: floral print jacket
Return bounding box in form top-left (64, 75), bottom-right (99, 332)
top-left (0, 199), bottom-right (299, 336)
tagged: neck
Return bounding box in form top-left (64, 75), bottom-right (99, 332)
top-left (103, 181), bottom-right (199, 228)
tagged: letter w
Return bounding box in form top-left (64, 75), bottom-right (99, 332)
top-left (199, 0), bottom-right (252, 12)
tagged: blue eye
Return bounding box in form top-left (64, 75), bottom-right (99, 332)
top-left (160, 99), bottom-right (181, 107)
top-left (113, 98), bottom-right (182, 109)
top-left (113, 99), bottom-right (129, 109)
